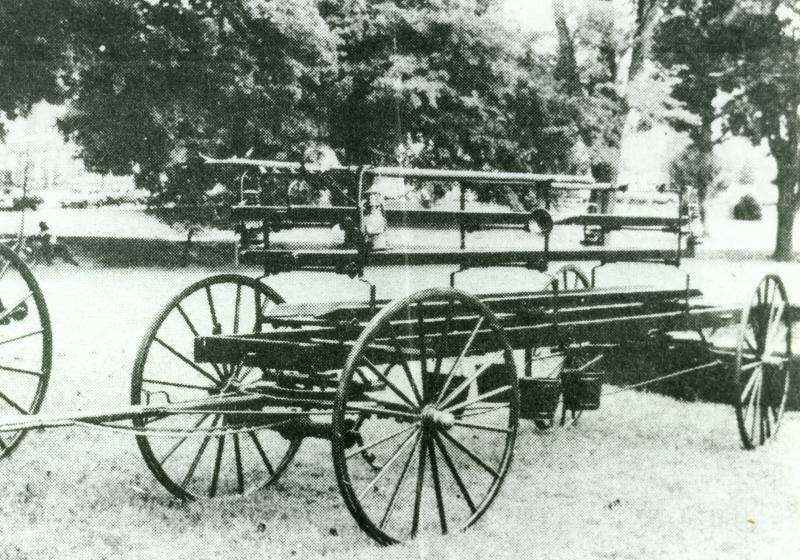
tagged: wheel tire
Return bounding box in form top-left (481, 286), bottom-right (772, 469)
top-left (0, 243), bottom-right (53, 459)
top-left (734, 274), bottom-right (792, 450)
top-left (131, 274), bottom-right (300, 499)
top-left (332, 287), bottom-right (519, 544)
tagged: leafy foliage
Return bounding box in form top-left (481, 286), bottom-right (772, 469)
top-left (0, 0), bottom-right (627, 218)
top-left (657, 0), bottom-right (800, 259)
top-left (668, 144), bottom-right (724, 218)
top-left (732, 194), bottom-right (762, 221)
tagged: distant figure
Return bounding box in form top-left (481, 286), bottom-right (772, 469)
top-left (34, 222), bottom-right (79, 266)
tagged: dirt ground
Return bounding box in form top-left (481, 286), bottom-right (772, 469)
top-left (0, 259), bottom-right (799, 559)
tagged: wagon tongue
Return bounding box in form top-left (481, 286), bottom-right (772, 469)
top-left (0, 393), bottom-right (269, 434)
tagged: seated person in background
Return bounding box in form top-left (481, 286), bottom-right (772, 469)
top-left (35, 222), bottom-right (79, 266)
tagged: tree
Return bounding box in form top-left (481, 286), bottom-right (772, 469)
top-left (716, 1), bottom-right (800, 260)
top-left (654, 0), bottom-right (737, 219)
top-left (0, 0), bottom-right (619, 217)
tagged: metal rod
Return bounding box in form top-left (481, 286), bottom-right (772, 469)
top-left (0, 393), bottom-right (269, 433)
top-left (201, 155), bottom-right (599, 186)
top-left (603, 360), bottom-right (723, 396)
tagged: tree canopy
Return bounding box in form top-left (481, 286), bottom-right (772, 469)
top-left (0, 0), bottom-right (626, 214)
top-left (655, 0), bottom-right (800, 260)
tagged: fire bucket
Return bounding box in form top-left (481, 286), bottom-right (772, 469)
top-left (562, 370), bottom-right (603, 411)
top-left (519, 377), bottom-right (561, 422)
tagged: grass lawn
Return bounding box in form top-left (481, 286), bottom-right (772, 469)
top-left (0, 261), bottom-right (799, 559)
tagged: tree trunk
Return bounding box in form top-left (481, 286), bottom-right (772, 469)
top-left (628, 0), bottom-right (661, 82)
top-left (552, 0), bottom-right (581, 94)
top-left (774, 184), bottom-right (797, 261)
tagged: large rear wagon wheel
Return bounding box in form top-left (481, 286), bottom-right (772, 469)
top-left (0, 243), bottom-right (52, 458)
top-left (332, 288), bottom-right (519, 545)
top-left (734, 274), bottom-right (792, 450)
top-left (131, 274), bottom-right (300, 499)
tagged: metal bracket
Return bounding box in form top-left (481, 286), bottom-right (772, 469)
top-left (449, 264), bottom-right (469, 288)
top-left (359, 276), bottom-right (377, 315)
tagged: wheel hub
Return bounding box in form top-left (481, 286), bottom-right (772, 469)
top-left (420, 405), bottom-right (455, 430)
top-left (761, 353), bottom-right (784, 367)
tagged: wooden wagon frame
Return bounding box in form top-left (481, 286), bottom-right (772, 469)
top-left (0, 159), bottom-right (792, 545)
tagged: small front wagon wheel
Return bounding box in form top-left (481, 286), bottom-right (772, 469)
top-left (0, 243), bottom-right (52, 459)
top-left (332, 288), bottom-right (519, 545)
top-left (546, 264), bottom-right (589, 292)
top-left (734, 274), bottom-right (792, 449)
top-left (131, 274), bottom-right (300, 499)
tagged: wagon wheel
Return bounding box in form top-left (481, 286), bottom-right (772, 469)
top-left (332, 288), bottom-right (519, 544)
top-left (734, 274), bottom-right (792, 450)
top-left (131, 274), bottom-right (300, 499)
top-left (0, 243), bottom-right (52, 459)
top-left (546, 264), bottom-right (589, 292)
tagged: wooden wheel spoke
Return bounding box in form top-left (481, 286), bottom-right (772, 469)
top-left (357, 428), bottom-right (420, 501)
top-left (439, 351), bottom-right (504, 409)
top-left (459, 404), bottom-right (510, 419)
top-left (410, 435), bottom-right (428, 537)
top-left (254, 291), bottom-right (262, 330)
top-left (749, 374), bottom-right (762, 439)
top-left (0, 330), bottom-right (42, 347)
top-left (743, 329), bottom-right (759, 354)
top-left (361, 357), bottom-right (417, 410)
top-left (233, 283), bottom-right (242, 335)
top-left (176, 304), bottom-right (199, 337)
top-left (416, 303), bottom-right (429, 401)
top-left (433, 432), bottom-right (476, 514)
top-left (205, 286), bottom-right (219, 331)
top-left (436, 317), bottom-right (484, 407)
top-left (232, 433), bottom-right (245, 494)
top-left (159, 414), bottom-right (211, 466)
top-left (388, 327), bottom-right (423, 405)
top-left (248, 431), bottom-right (275, 476)
top-left (0, 389), bottom-right (27, 414)
top-left (428, 435), bottom-right (448, 534)
top-left (181, 415), bottom-right (220, 488)
top-left (0, 292), bottom-right (33, 324)
top-left (452, 420), bottom-right (512, 434)
top-left (443, 384), bottom-right (510, 414)
top-left (433, 299), bottom-right (454, 377)
top-left (154, 337), bottom-right (220, 385)
top-left (174, 303), bottom-right (224, 381)
top-left (346, 423), bottom-right (419, 459)
top-left (0, 259), bottom-right (12, 282)
top-left (0, 364), bottom-right (43, 378)
top-left (440, 430), bottom-right (499, 479)
top-left (208, 434), bottom-right (225, 498)
top-left (741, 367), bottom-right (761, 404)
top-left (740, 361), bottom-right (762, 373)
top-left (379, 431), bottom-right (421, 530)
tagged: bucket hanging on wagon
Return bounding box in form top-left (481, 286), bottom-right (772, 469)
top-left (518, 377), bottom-right (561, 422)
top-left (562, 369), bottom-right (604, 411)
